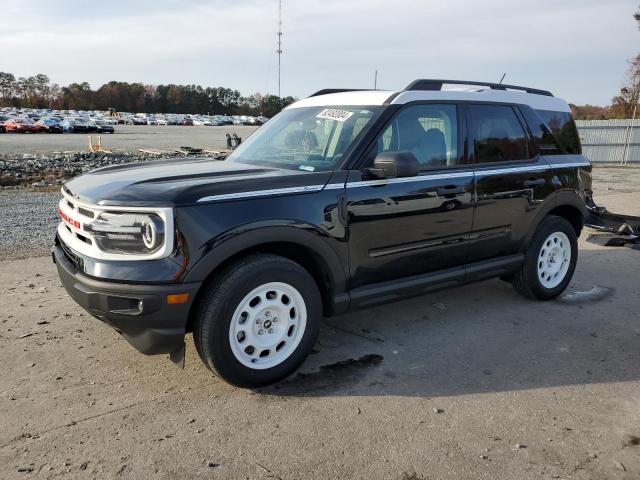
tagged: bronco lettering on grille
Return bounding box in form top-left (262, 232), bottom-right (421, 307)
top-left (58, 207), bottom-right (81, 229)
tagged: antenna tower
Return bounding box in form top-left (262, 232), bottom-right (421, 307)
top-left (277, 0), bottom-right (283, 98)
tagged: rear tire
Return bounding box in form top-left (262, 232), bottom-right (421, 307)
top-left (193, 254), bottom-right (322, 387)
top-left (512, 215), bottom-right (578, 300)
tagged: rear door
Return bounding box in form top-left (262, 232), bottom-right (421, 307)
top-left (346, 103), bottom-right (475, 289)
top-left (466, 103), bottom-right (555, 265)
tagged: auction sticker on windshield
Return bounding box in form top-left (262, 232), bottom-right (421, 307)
top-left (316, 109), bottom-right (354, 122)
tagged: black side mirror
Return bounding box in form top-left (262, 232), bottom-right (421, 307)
top-left (368, 151), bottom-right (420, 179)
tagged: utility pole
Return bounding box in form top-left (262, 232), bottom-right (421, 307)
top-left (374, 70), bottom-right (378, 90)
top-left (277, 0), bottom-right (283, 98)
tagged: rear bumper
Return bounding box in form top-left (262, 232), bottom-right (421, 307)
top-left (52, 242), bottom-right (201, 355)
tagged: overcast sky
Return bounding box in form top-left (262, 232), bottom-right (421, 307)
top-left (1, 0), bottom-right (637, 105)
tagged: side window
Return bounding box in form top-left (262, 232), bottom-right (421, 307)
top-left (519, 106), bottom-right (562, 154)
top-left (535, 110), bottom-right (582, 155)
top-left (470, 105), bottom-right (529, 163)
top-left (369, 104), bottom-right (459, 170)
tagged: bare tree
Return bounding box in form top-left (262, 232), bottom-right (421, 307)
top-left (612, 56), bottom-right (640, 118)
top-left (610, 8), bottom-right (640, 118)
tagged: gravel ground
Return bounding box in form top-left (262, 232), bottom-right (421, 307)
top-left (0, 189), bottom-right (60, 259)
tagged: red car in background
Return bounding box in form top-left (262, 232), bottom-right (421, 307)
top-left (4, 118), bottom-right (39, 133)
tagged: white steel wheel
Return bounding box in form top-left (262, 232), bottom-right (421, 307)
top-left (229, 282), bottom-right (307, 370)
top-left (537, 231), bottom-right (571, 289)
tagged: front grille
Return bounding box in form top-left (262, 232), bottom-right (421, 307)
top-left (60, 238), bottom-right (83, 271)
top-left (76, 233), bottom-right (92, 245)
top-left (77, 207), bottom-right (95, 219)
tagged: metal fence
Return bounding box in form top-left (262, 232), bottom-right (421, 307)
top-left (576, 119), bottom-right (640, 164)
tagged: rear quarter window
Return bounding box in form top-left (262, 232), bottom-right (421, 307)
top-left (534, 110), bottom-right (582, 155)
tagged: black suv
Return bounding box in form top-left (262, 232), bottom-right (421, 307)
top-left (53, 79), bottom-right (591, 387)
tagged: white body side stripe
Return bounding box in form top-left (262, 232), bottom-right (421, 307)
top-left (197, 185), bottom-right (323, 203)
top-left (196, 161), bottom-right (590, 202)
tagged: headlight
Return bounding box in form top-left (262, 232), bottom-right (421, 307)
top-left (85, 212), bottom-right (165, 254)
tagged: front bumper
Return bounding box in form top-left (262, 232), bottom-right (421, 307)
top-left (52, 242), bottom-right (201, 356)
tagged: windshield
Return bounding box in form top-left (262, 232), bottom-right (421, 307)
top-left (227, 105), bottom-right (383, 171)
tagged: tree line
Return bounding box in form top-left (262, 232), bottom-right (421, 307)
top-left (0, 73), bottom-right (296, 117)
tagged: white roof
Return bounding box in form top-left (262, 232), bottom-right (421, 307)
top-left (289, 90), bottom-right (394, 108)
top-left (288, 88), bottom-right (570, 113)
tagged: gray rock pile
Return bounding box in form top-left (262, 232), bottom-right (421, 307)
top-left (0, 151), bottom-right (183, 187)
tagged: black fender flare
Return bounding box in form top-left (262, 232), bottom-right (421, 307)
top-left (184, 220), bottom-right (348, 301)
top-left (520, 189), bottom-right (588, 252)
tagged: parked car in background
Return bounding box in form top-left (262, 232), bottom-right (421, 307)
top-left (94, 120), bottom-right (115, 134)
top-left (36, 118), bottom-right (64, 133)
top-left (81, 118), bottom-right (98, 132)
top-left (0, 107), bottom-right (268, 132)
top-left (4, 118), bottom-right (39, 133)
top-left (61, 119), bottom-right (90, 133)
top-left (0, 114), bottom-right (10, 133)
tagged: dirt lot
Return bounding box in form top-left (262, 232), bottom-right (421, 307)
top-left (1, 169), bottom-right (639, 479)
top-left (0, 125), bottom-right (258, 155)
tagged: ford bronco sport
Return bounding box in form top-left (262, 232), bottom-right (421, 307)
top-left (53, 79), bottom-right (591, 387)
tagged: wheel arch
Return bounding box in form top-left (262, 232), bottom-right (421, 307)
top-left (521, 191), bottom-right (587, 251)
top-left (184, 225), bottom-right (349, 331)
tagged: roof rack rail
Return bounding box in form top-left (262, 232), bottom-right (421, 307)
top-left (404, 79), bottom-right (553, 97)
top-left (308, 88), bottom-right (368, 97)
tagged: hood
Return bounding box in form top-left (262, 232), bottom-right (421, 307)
top-left (64, 157), bottom-right (333, 207)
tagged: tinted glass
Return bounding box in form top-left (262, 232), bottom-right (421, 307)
top-left (471, 105), bottom-right (529, 163)
top-left (371, 104), bottom-right (459, 170)
top-left (519, 106), bottom-right (561, 154)
top-left (228, 106), bottom-right (382, 171)
top-left (535, 110), bottom-right (582, 155)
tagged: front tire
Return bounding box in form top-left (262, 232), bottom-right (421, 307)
top-left (512, 215), bottom-right (578, 300)
top-left (193, 254), bottom-right (322, 387)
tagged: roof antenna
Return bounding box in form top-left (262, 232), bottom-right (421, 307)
top-left (498, 73), bottom-right (506, 85)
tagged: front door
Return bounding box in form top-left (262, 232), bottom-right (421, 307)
top-left (346, 103), bottom-right (475, 289)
